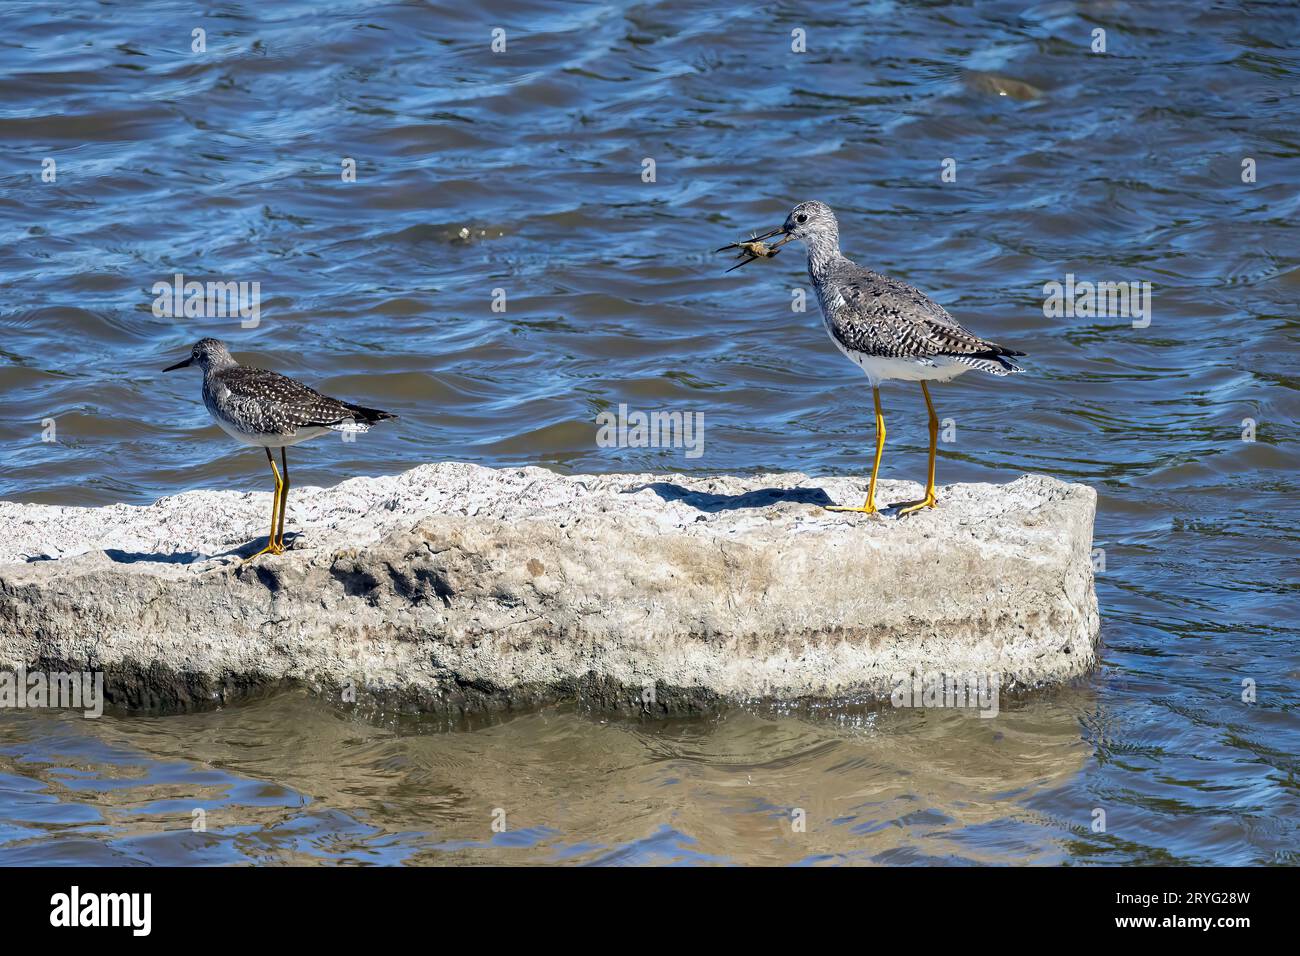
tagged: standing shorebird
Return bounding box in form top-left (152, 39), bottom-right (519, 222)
top-left (164, 338), bottom-right (396, 560)
top-left (725, 200), bottom-right (1025, 515)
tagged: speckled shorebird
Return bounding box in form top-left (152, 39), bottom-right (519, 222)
top-left (164, 338), bottom-right (395, 560)
top-left (728, 200), bottom-right (1025, 515)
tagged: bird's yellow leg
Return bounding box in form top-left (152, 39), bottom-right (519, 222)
top-left (898, 382), bottom-right (939, 516)
top-left (243, 448), bottom-right (285, 561)
top-left (827, 386), bottom-right (885, 514)
top-left (274, 447), bottom-right (290, 550)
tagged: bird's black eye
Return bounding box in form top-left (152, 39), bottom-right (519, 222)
top-left (796, 213), bottom-right (809, 224)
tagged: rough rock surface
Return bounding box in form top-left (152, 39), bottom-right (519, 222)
top-left (0, 463), bottom-right (1099, 714)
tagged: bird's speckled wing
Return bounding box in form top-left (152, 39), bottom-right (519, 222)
top-left (209, 366), bottom-right (360, 435)
top-left (822, 261), bottom-right (1001, 360)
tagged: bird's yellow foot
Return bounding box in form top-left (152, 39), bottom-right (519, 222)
top-left (241, 541), bottom-right (285, 563)
top-left (825, 503), bottom-right (879, 514)
top-left (896, 494), bottom-right (938, 517)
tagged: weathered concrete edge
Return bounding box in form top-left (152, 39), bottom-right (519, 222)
top-left (0, 476), bottom-right (1101, 718)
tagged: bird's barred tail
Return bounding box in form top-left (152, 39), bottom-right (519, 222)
top-left (955, 342), bottom-right (1026, 376)
top-left (346, 402), bottom-right (397, 424)
top-left (326, 403), bottom-right (397, 433)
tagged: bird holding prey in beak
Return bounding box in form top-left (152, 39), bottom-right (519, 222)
top-left (719, 200), bottom-right (1025, 516)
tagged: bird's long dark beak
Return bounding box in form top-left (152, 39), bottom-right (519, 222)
top-left (163, 357), bottom-right (192, 372)
top-left (715, 226), bottom-right (786, 254)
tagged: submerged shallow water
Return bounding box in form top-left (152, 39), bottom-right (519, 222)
top-left (1, 0), bottom-right (1298, 864)
top-left (0, 687), bottom-right (1187, 866)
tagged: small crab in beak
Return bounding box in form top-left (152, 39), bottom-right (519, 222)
top-left (716, 227), bottom-right (796, 272)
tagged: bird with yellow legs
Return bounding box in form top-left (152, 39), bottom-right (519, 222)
top-left (164, 338), bottom-right (395, 560)
top-left (721, 201), bottom-right (1024, 514)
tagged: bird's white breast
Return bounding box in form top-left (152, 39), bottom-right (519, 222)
top-left (212, 418), bottom-right (329, 448)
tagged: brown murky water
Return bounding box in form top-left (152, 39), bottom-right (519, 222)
top-left (3, 690), bottom-right (1101, 865)
top-left (1, 0), bottom-right (1297, 864)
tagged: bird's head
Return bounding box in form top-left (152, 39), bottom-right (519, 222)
top-left (731, 200), bottom-right (840, 265)
top-left (780, 200), bottom-right (838, 245)
top-left (163, 337), bottom-right (235, 373)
